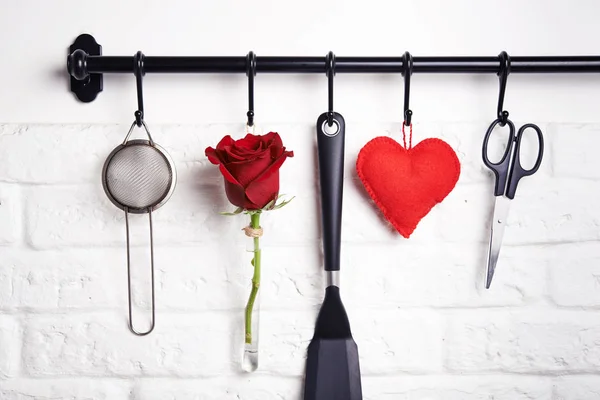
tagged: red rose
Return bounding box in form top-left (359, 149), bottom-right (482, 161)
top-left (205, 132), bottom-right (294, 210)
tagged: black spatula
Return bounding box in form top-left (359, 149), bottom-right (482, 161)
top-left (304, 112), bottom-right (363, 400)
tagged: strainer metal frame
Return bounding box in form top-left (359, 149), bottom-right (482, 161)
top-left (102, 122), bottom-right (177, 214)
top-left (102, 120), bottom-right (177, 336)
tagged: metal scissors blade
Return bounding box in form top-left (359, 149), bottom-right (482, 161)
top-left (486, 196), bottom-right (511, 289)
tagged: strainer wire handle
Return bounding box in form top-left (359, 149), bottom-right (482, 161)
top-left (123, 120), bottom-right (155, 146)
top-left (125, 208), bottom-right (156, 336)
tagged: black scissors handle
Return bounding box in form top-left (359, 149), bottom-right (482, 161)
top-left (505, 123), bottom-right (544, 199)
top-left (482, 118), bottom-right (516, 197)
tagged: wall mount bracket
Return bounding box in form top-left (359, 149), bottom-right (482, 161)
top-left (68, 34), bottom-right (103, 102)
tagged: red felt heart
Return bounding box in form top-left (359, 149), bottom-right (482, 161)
top-left (356, 136), bottom-right (460, 238)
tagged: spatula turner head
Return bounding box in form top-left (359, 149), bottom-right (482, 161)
top-left (304, 286), bottom-right (362, 400)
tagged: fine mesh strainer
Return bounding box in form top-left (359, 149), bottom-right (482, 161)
top-left (102, 120), bottom-right (176, 336)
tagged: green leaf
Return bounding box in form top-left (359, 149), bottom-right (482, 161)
top-left (271, 196), bottom-right (295, 210)
top-left (251, 258), bottom-right (255, 267)
top-left (244, 209), bottom-right (262, 216)
top-left (219, 207), bottom-right (244, 216)
top-left (262, 198), bottom-right (277, 211)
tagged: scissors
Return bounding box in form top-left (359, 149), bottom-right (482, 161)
top-left (482, 118), bottom-right (544, 288)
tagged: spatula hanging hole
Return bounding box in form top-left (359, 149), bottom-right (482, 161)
top-left (322, 119), bottom-right (340, 137)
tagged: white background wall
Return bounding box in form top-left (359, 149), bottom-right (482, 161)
top-left (1, 0), bottom-right (600, 398)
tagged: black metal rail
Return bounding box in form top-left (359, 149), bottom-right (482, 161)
top-left (72, 55), bottom-right (600, 75)
top-left (67, 34), bottom-right (600, 102)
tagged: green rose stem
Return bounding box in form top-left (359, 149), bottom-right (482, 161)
top-left (245, 212), bottom-right (261, 344)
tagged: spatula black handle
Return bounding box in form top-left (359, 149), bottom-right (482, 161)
top-left (316, 112), bottom-right (345, 272)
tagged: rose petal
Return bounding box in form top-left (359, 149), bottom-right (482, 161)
top-left (224, 179), bottom-right (254, 209)
top-left (270, 144), bottom-right (286, 159)
top-left (230, 145), bottom-right (268, 159)
top-left (216, 135), bottom-right (235, 149)
top-left (205, 146), bottom-right (222, 165)
top-left (245, 170), bottom-right (280, 209)
top-left (223, 146), bottom-right (248, 162)
top-left (245, 150), bottom-right (293, 207)
top-left (235, 134), bottom-right (263, 151)
top-left (262, 132), bottom-right (283, 148)
top-left (227, 134), bottom-right (271, 162)
top-left (216, 137), bottom-right (236, 162)
top-left (226, 153), bottom-right (273, 187)
top-left (218, 164), bottom-right (242, 186)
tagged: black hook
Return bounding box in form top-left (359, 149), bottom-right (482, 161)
top-left (497, 51), bottom-right (511, 126)
top-left (402, 51), bottom-right (413, 126)
top-left (246, 51), bottom-right (257, 127)
top-left (133, 51), bottom-right (145, 127)
top-left (326, 51), bottom-right (336, 126)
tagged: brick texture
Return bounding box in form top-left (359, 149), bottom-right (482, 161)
top-left (1, 122), bottom-right (600, 399)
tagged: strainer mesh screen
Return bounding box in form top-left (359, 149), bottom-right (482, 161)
top-left (105, 144), bottom-right (172, 209)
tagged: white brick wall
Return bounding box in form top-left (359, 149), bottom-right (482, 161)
top-left (0, 120), bottom-right (599, 399)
